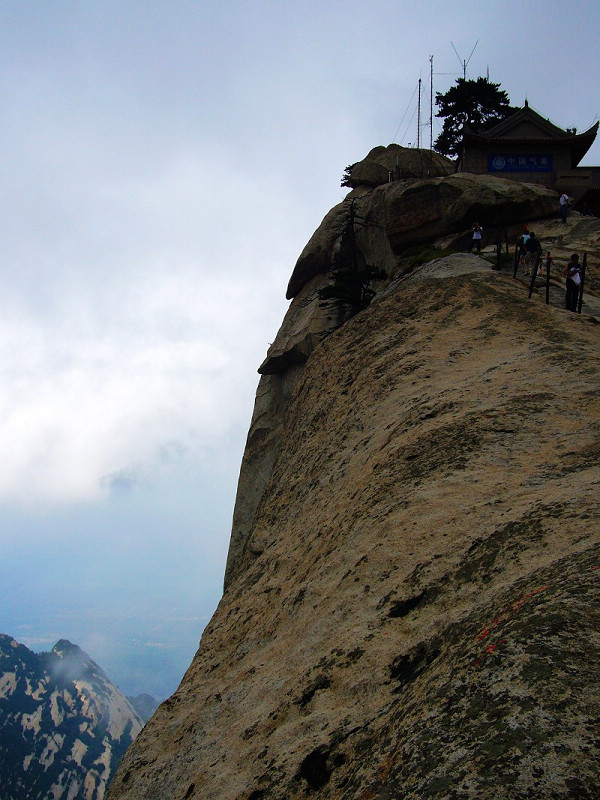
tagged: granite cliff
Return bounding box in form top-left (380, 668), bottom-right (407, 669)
top-left (108, 147), bottom-right (600, 799)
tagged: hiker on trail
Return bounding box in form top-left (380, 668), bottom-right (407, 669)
top-left (517, 229), bottom-right (530, 264)
top-left (559, 193), bottom-right (569, 223)
top-left (563, 253), bottom-right (581, 312)
top-left (524, 231), bottom-right (542, 275)
top-left (469, 222), bottom-right (483, 253)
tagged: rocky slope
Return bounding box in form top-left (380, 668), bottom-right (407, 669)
top-left (226, 162), bottom-right (560, 590)
top-left (108, 150), bottom-right (600, 799)
top-left (0, 636), bottom-right (145, 800)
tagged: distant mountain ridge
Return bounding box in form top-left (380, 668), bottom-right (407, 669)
top-left (125, 693), bottom-right (159, 724)
top-left (0, 634), bottom-right (151, 800)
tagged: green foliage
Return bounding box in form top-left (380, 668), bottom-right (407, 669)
top-left (319, 263), bottom-right (387, 315)
top-left (319, 200), bottom-right (387, 317)
top-left (394, 244), bottom-right (457, 276)
top-left (434, 77), bottom-right (517, 158)
top-left (341, 164), bottom-right (355, 187)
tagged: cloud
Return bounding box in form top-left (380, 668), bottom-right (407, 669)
top-left (0, 125), bottom-right (295, 506)
top-left (0, 1), bottom-right (417, 510)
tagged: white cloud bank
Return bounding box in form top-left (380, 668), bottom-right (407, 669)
top-left (0, 101), bottom-right (298, 506)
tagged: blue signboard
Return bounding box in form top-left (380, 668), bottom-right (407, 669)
top-left (488, 154), bottom-right (553, 172)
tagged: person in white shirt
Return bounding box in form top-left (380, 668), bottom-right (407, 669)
top-left (563, 253), bottom-right (581, 311)
top-left (468, 222), bottom-right (483, 253)
top-left (559, 193), bottom-right (569, 223)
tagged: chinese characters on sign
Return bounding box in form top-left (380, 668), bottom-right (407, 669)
top-left (488, 154), bottom-right (554, 173)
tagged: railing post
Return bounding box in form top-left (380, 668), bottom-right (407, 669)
top-left (528, 251), bottom-right (541, 298)
top-left (578, 252), bottom-right (587, 314)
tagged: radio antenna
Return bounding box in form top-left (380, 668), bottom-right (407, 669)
top-left (417, 76), bottom-right (421, 148)
top-left (450, 40), bottom-right (478, 79)
top-left (429, 55), bottom-right (434, 150)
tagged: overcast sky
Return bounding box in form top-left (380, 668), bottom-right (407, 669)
top-left (1, 0), bottom-right (599, 699)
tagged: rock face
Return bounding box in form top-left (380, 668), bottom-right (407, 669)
top-left (225, 169), bottom-right (558, 590)
top-left (0, 636), bottom-right (145, 800)
top-left (341, 144), bottom-right (455, 189)
top-left (287, 168), bottom-right (557, 300)
top-left (108, 219), bottom-right (600, 798)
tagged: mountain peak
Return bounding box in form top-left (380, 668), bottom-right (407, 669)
top-left (52, 638), bottom-right (79, 652)
top-left (0, 635), bottom-right (145, 799)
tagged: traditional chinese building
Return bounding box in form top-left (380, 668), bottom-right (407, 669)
top-left (461, 101), bottom-right (600, 213)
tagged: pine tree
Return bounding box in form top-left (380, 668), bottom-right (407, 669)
top-left (434, 77), bottom-right (517, 159)
top-left (318, 201), bottom-right (387, 317)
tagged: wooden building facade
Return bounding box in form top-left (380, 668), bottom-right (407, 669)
top-left (461, 102), bottom-right (600, 213)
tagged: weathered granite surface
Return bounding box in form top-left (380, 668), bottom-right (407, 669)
top-left (287, 171), bottom-right (557, 299)
top-left (108, 245), bottom-right (600, 799)
top-left (342, 143), bottom-right (454, 189)
top-left (225, 174), bottom-right (561, 590)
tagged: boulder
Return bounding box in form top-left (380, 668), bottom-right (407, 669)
top-left (287, 172), bottom-right (558, 298)
top-left (259, 275), bottom-right (339, 376)
top-left (343, 143), bottom-right (455, 189)
top-left (381, 172), bottom-right (558, 251)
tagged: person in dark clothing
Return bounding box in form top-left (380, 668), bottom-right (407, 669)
top-left (524, 231), bottom-right (542, 275)
top-left (517, 229), bottom-right (530, 265)
top-left (564, 253), bottom-right (581, 312)
top-left (468, 222), bottom-right (483, 253)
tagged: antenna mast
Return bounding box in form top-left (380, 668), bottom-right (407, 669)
top-left (417, 77), bottom-right (421, 148)
top-left (429, 55), bottom-right (434, 150)
top-left (450, 39), bottom-right (478, 79)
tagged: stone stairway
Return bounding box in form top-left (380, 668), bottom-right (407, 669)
top-left (491, 214), bottom-right (600, 319)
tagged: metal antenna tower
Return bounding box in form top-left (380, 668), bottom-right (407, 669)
top-left (429, 55), bottom-right (434, 149)
top-left (417, 77), bottom-right (421, 148)
top-left (450, 40), bottom-right (478, 79)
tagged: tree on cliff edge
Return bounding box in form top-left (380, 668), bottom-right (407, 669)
top-left (318, 200), bottom-right (386, 317)
top-left (434, 76), bottom-right (517, 159)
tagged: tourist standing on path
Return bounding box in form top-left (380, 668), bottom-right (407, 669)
top-left (524, 231), bottom-right (542, 275)
top-left (564, 253), bottom-right (581, 312)
top-left (469, 222), bottom-right (483, 253)
top-left (559, 193), bottom-right (569, 223)
top-left (517, 229), bottom-right (530, 265)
